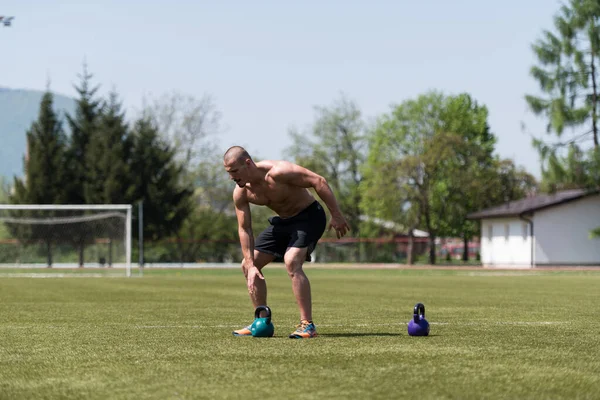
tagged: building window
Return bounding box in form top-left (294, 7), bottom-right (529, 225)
top-left (504, 224), bottom-right (509, 241)
top-left (522, 223), bottom-right (528, 240)
top-left (487, 224), bottom-right (493, 240)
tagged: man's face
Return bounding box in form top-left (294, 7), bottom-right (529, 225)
top-left (224, 158), bottom-right (248, 188)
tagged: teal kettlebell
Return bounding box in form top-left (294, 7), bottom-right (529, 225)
top-left (250, 305), bottom-right (275, 337)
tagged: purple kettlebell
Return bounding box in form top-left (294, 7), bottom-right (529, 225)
top-left (407, 303), bottom-right (430, 336)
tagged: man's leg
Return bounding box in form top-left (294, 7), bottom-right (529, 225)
top-left (283, 247), bottom-right (312, 322)
top-left (284, 247), bottom-right (317, 338)
top-left (242, 250), bottom-right (275, 310)
top-left (233, 251), bottom-right (275, 336)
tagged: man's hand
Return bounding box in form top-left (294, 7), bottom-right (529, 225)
top-left (329, 214), bottom-right (350, 238)
top-left (247, 265), bottom-right (265, 294)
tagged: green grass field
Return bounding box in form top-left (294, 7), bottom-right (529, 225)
top-left (1, 267), bottom-right (599, 399)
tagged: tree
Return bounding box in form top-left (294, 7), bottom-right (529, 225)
top-left (0, 176), bottom-right (9, 203)
top-left (138, 92), bottom-right (227, 261)
top-left (169, 150), bottom-right (238, 262)
top-left (362, 92), bottom-right (508, 264)
top-left (60, 66), bottom-right (107, 266)
top-left (11, 91), bottom-right (69, 204)
top-left (142, 91), bottom-right (222, 183)
top-left (539, 144), bottom-right (599, 192)
top-left (171, 200), bottom-right (238, 263)
top-left (526, 0), bottom-right (600, 188)
top-left (362, 92), bottom-right (445, 264)
top-left (129, 117), bottom-right (193, 241)
top-left (489, 159), bottom-right (539, 203)
top-left (0, 176), bottom-right (11, 242)
top-left (65, 64), bottom-right (104, 205)
top-left (431, 94), bottom-right (498, 261)
top-left (9, 90), bottom-right (69, 265)
top-left (84, 91), bottom-right (134, 204)
top-left (286, 94), bottom-right (365, 238)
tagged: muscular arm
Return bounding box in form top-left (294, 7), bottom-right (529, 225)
top-left (233, 188), bottom-right (255, 264)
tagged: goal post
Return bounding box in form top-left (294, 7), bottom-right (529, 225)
top-left (0, 204), bottom-right (133, 277)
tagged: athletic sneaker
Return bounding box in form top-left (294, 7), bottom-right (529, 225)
top-left (289, 320), bottom-right (317, 339)
top-left (232, 325), bottom-right (252, 336)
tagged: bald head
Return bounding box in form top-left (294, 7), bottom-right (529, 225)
top-left (224, 146), bottom-right (252, 164)
top-left (223, 146), bottom-right (256, 187)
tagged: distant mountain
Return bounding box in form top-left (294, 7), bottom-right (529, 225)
top-left (0, 87), bottom-right (75, 180)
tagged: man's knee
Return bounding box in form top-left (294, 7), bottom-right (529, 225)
top-left (284, 247), bottom-right (308, 278)
top-left (285, 258), bottom-right (304, 279)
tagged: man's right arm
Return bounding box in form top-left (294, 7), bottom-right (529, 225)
top-left (233, 188), bottom-right (254, 265)
top-left (234, 188), bottom-right (265, 291)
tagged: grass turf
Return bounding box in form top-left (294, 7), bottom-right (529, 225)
top-left (1, 267), bottom-right (599, 399)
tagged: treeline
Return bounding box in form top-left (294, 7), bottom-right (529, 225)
top-left (7, 75), bottom-right (597, 264)
top-left (7, 68), bottom-right (239, 263)
top-left (286, 93), bottom-right (538, 264)
top-left (8, 75), bottom-right (540, 264)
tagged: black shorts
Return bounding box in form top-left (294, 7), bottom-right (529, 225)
top-left (255, 201), bottom-right (327, 262)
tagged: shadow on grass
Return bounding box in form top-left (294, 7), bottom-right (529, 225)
top-left (320, 332), bottom-right (440, 338)
top-left (320, 332), bottom-right (401, 338)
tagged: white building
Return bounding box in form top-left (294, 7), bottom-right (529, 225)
top-left (468, 189), bottom-right (600, 268)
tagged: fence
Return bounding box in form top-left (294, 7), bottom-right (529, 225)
top-left (0, 236), bottom-right (483, 267)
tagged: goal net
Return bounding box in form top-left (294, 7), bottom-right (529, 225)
top-left (0, 205), bottom-right (132, 276)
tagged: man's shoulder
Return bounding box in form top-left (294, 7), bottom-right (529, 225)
top-left (255, 159), bottom-right (283, 169)
top-left (259, 160), bottom-right (295, 176)
top-left (232, 185), bottom-right (248, 202)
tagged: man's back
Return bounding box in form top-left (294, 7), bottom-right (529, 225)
top-left (234, 160), bottom-right (316, 218)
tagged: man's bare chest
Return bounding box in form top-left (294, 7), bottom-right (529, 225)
top-left (244, 184), bottom-right (290, 206)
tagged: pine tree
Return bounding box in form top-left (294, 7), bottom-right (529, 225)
top-left (129, 117), bottom-right (193, 241)
top-left (540, 144), bottom-right (595, 192)
top-left (61, 65), bottom-right (105, 266)
top-left (526, 0), bottom-right (600, 187)
top-left (10, 91), bottom-right (69, 266)
top-left (64, 64), bottom-right (104, 204)
top-left (84, 91), bottom-right (133, 204)
top-left (11, 91), bottom-right (68, 203)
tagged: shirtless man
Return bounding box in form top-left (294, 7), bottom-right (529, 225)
top-left (223, 146), bottom-right (350, 338)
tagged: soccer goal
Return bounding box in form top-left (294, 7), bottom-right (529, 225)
top-left (0, 204), bottom-right (133, 277)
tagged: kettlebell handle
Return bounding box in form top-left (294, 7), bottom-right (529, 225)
top-left (254, 305), bottom-right (272, 324)
top-left (413, 303), bottom-right (425, 323)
